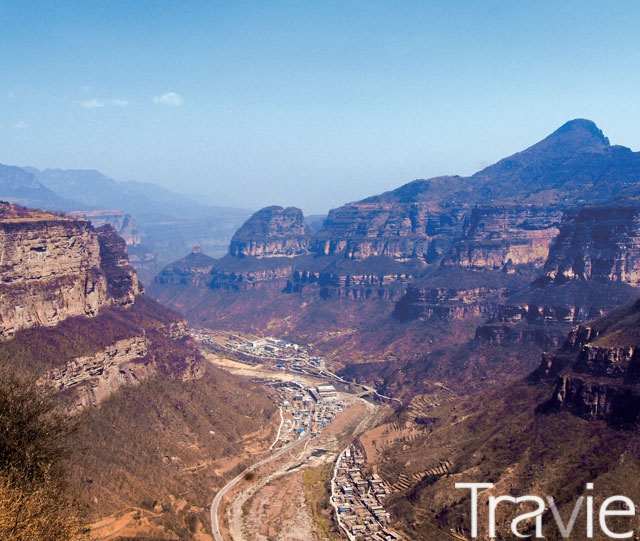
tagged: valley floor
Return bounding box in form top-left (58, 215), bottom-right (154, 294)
top-left (205, 349), bottom-right (389, 541)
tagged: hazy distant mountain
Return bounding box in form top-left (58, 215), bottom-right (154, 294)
top-left (33, 168), bottom-right (248, 220)
top-left (0, 164), bottom-right (251, 284)
top-left (305, 214), bottom-right (326, 233)
top-left (0, 164), bottom-right (73, 209)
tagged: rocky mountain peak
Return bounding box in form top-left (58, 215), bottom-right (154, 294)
top-left (536, 118), bottom-right (610, 152)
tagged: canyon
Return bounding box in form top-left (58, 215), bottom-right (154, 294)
top-left (150, 119), bottom-right (640, 394)
top-left (145, 119), bottom-right (640, 539)
top-left (0, 202), bottom-right (276, 540)
top-left (5, 118), bottom-right (640, 540)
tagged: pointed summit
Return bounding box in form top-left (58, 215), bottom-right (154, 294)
top-left (466, 118), bottom-right (622, 202)
top-left (537, 118), bottom-right (609, 152)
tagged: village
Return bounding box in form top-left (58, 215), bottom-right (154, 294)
top-left (256, 378), bottom-right (346, 445)
top-left (191, 328), bottom-right (403, 540)
top-left (189, 328), bottom-right (329, 374)
top-left (331, 444), bottom-right (405, 541)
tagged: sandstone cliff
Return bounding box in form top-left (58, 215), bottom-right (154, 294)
top-left (536, 299), bottom-right (640, 424)
top-left (442, 205), bottom-right (562, 270)
top-left (544, 205), bottom-right (640, 285)
top-left (0, 203), bottom-right (140, 339)
top-left (229, 205), bottom-right (311, 257)
top-left (313, 202), bottom-right (463, 262)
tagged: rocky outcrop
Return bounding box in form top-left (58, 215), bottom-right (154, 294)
top-left (538, 300), bottom-right (640, 423)
top-left (551, 374), bottom-right (640, 424)
top-left (544, 205), bottom-right (640, 285)
top-left (45, 336), bottom-right (150, 411)
top-left (70, 209), bottom-right (141, 246)
top-left (154, 246), bottom-right (216, 287)
top-left (229, 206), bottom-right (312, 258)
top-left (442, 205), bottom-right (562, 270)
top-left (0, 203), bottom-right (140, 339)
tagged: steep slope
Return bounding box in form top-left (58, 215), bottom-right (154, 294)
top-left (362, 300), bottom-right (640, 540)
top-left (0, 204), bottom-right (276, 539)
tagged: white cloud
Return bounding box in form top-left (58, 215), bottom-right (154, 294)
top-left (110, 98), bottom-right (130, 107)
top-left (79, 98), bottom-right (130, 109)
top-left (152, 92), bottom-right (183, 107)
top-left (13, 121), bottom-right (26, 129)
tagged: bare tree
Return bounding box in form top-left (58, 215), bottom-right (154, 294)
top-left (0, 368), bottom-right (86, 540)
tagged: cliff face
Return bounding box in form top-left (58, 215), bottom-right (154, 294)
top-left (210, 262), bottom-right (296, 291)
top-left (538, 300), bottom-right (640, 424)
top-left (46, 336), bottom-right (151, 411)
top-left (96, 225), bottom-right (142, 305)
top-left (0, 203), bottom-right (140, 339)
top-left (395, 284), bottom-right (505, 322)
top-left (0, 211), bottom-right (107, 338)
top-left (286, 268), bottom-right (414, 300)
top-left (442, 205), bottom-right (562, 270)
top-left (229, 206), bottom-right (311, 258)
top-left (313, 203), bottom-right (463, 262)
top-left (544, 206), bottom-right (640, 285)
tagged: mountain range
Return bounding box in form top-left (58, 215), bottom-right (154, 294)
top-left (5, 118), bottom-right (640, 539)
top-left (147, 118), bottom-right (640, 538)
top-left (150, 119), bottom-right (640, 393)
top-left (0, 165), bottom-right (252, 284)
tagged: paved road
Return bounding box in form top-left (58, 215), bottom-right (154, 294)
top-left (210, 433), bottom-right (310, 541)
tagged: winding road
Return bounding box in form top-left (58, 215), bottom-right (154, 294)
top-left (210, 433), bottom-right (310, 541)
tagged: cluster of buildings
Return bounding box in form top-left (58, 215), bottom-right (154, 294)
top-left (331, 445), bottom-right (404, 541)
top-left (190, 329), bottom-right (336, 385)
top-left (245, 336), bottom-right (300, 353)
top-left (263, 381), bottom-right (345, 445)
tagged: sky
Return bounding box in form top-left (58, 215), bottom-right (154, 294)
top-left (2, 1), bottom-right (640, 215)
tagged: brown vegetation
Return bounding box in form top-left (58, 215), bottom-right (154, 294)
top-left (0, 368), bottom-right (86, 540)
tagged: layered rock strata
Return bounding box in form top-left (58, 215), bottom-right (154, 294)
top-left (0, 203), bottom-right (140, 339)
top-left (544, 206), bottom-right (640, 285)
top-left (313, 203), bottom-right (463, 262)
top-left (229, 206), bottom-right (312, 257)
top-left (442, 205), bottom-right (562, 270)
top-left (538, 301), bottom-right (640, 424)
top-left (46, 336), bottom-right (150, 411)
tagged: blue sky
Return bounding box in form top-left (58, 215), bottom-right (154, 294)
top-left (2, 1), bottom-right (640, 214)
